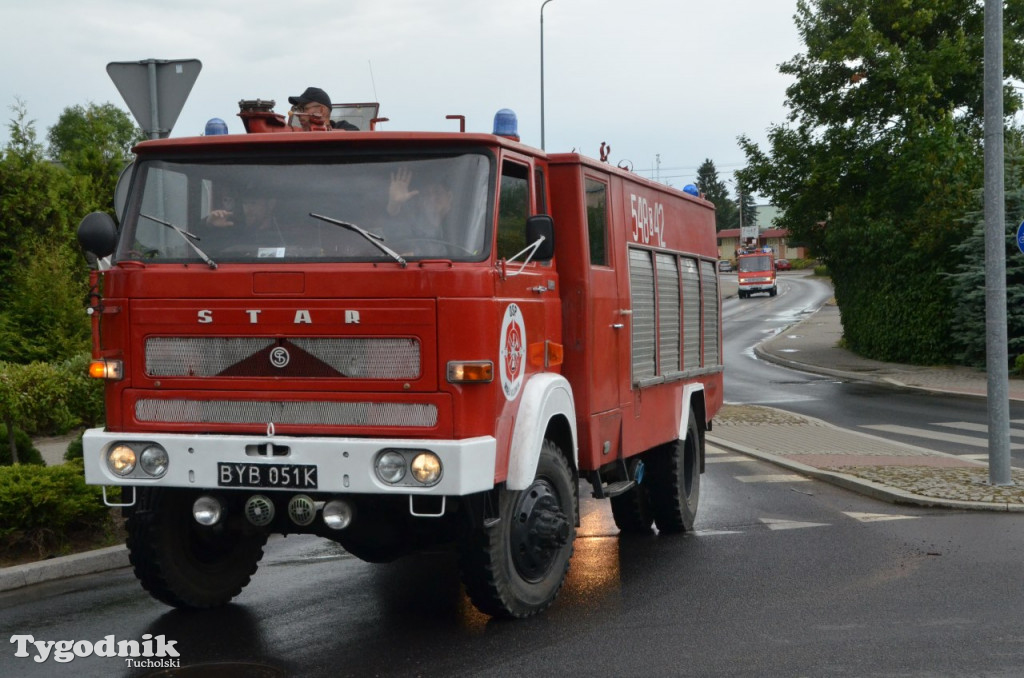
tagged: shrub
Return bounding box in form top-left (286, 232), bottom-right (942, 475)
top-left (0, 424), bottom-right (44, 466)
top-left (61, 353), bottom-right (105, 429)
top-left (0, 354), bottom-right (103, 439)
top-left (64, 433), bottom-right (84, 462)
top-left (0, 460), bottom-right (110, 558)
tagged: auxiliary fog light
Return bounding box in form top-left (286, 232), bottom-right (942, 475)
top-left (139, 445), bottom-right (169, 477)
top-left (192, 496), bottom-right (223, 526)
top-left (410, 452), bottom-right (442, 486)
top-left (107, 444), bottom-right (137, 476)
top-left (375, 450), bottom-right (407, 484)
top-left (322, 499), bottom-right (354, 530)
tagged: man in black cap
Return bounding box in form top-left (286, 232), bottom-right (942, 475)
top-left (288, 86), bottom-right (358, 131)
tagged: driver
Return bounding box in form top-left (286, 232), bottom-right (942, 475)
top-left (385, 167), bottom-right (453, 251)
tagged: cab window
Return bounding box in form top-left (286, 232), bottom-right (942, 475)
top-left (496, 160), bottom-right (530, 260)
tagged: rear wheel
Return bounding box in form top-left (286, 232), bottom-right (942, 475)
top-left (610, 458), bottom-right (654, 534)
top-left (126, 488), bottom-right (267, 608)
top-left (647, 409), bottom-right (703, 533)
top-left (459, 439), bottom-right (576, 618)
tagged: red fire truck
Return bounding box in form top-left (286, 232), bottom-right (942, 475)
top-left (77, 100), bottom-right (723, 618)
top-left (736, 249), bottom-right (777, 298)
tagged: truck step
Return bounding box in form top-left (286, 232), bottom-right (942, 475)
top-left (594, 480), bottom-right (635, 499)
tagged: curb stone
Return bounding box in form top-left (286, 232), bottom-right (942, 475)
top-left (0, 545), bottom-right (129, 593)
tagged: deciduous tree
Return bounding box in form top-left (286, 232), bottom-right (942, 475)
top-left (737, 0), bottom-right (1024, 364)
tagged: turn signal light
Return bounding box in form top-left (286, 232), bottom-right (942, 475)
top-left (447, 361), bottom-right (493, 383)
top-left (528, 341), bottom-right (564, 368)
top-left (89, 359), bottom-right (123, 380)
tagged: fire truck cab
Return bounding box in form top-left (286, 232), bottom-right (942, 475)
top-left (77, 100), bottom-right (723, 618)
top-left (736, 248), bottom-right (777, 298)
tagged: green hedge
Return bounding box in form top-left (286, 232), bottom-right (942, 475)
top-left (0, 425), bottom-right (44, 466)
top-left (0, 461), bottom-right (110, 557)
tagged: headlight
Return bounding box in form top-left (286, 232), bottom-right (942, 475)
top-left (107, 445), bottom-right (137, 476)
top-left (375, 451), bottom-right (407, 484)
top-left (410, 452), bottom-right (442, 486)
top-left (139, 445), bottom-right (169, 477)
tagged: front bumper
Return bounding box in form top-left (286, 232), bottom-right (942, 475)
top-left (82, 428), bottom-right (497, 496)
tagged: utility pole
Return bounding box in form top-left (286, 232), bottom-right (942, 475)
top-left (984, 0), bottom-right (1012, 485)
top-left (540, 0), bottom-right (557, 150)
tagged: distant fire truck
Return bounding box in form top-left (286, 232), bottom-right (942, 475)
top-left (736, 248), bottom-right (777, 298)
top-left (77, 99), bottom-right (723, 618)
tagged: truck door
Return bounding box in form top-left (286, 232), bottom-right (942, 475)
top-left (584, 175), bottom-right (624, 420)
top-left (495, 156), bottom-right (557, 396)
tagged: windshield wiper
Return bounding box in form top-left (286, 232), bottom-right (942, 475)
top-left (308, 213), bottom-right (407, 267)
top-left (139, 213), bottom-right (217, 269)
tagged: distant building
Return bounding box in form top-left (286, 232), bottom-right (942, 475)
top-left (716, 204), bottom-right (807, 262)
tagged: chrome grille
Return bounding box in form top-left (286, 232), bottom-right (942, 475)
top-left (291, 338), bottom-right (420, 378)
top-left (147, 338), bottom-right (275, 376)
top-left (145, 337), bottom-right (420, 379)
top-left (135, 399), bottom-right (438, 427)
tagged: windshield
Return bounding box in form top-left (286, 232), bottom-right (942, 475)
top-left (116, 152), bottom-right (493, 264)
top-left (738, 255), bottom-right (772, 273)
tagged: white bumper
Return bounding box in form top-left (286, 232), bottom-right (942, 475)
top-left (82, 428), bottom-right (497, 496)
top-left (740, 282), bottom-right (775, 292)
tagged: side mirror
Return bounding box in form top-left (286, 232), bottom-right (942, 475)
top-left (78, 212), bottom-right (118, 259)
top-left (525, 214), bottom-right (555, 261)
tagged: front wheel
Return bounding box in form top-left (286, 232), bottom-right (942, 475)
top-left (126, 488), bottom-right (267, 608)
top-left (459, 439), bottom-right (577, 618)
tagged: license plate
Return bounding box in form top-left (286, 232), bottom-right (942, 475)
top-left (217, 462), bottom-right (318, 489)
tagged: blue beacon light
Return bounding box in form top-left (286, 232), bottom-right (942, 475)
top-left (493, 109), bottom-right (519, 141)
top-left (204, 118), bottom-right (229, 135)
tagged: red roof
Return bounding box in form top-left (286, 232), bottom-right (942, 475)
top-left (717, 228), bottom-right (789, 238)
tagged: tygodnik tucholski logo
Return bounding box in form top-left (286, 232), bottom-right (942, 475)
top-left (10, 633), bottom-right (180, 668)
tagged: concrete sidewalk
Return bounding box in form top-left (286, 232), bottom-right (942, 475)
top-left (709, 280), bottom-right (1024, 512)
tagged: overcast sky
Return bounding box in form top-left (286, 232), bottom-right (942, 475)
top-left (2, 0), bottom-right (802, 197)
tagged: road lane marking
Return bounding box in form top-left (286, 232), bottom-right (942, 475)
top-left (737, 474), bottom-right (812, 483)
top-left (843, 512), bottom-right (918, 523)
top-left (760, 518), bottom-right (829, 531)
top-left (706, 455), bottom-right (759, 464)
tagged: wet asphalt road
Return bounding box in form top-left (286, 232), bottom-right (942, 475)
top-left (4, 462), bottom-right (1024, 677)
top-left (5, 274), bottom-right (1024, 677)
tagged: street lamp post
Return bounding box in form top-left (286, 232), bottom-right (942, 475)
top-left (540, 0), bottom-right (556, 150)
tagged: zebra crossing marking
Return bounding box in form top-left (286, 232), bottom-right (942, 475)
top-left (934, 421), bottom-right (1024, 440)
top-left (860, 424), bottom-right (1024, 450)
